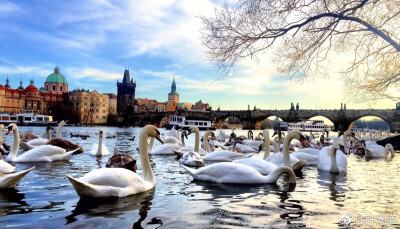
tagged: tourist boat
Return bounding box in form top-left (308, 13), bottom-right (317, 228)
top-left (165, 115), bottom-right (216, 130)
top-left (288, 120), bottom-right (331, 132)
top-left (0, 111), bottom-right (56, 126)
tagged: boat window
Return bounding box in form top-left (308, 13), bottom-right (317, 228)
top-left (194, 122), bottom-right (198, 125)
top-left (25, 117), bottom-right (32, 121)
top-left (37, 117), bottom-right (43, 121)
top-left (10, 117), bottom-right (16, 121)
top-left (185, 121), bottom-right (189, 125)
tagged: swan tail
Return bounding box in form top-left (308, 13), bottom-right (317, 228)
top-left (0, 166), bottom-right (35, 188)
top-left (67, 175), bottom-right (100, 197)
top-left (173, 150), bottom-right (183, 158)
top-left (292, 160), bottom-right (307, 173)
top-left (265, 166), bottom-right (296, 184)
top-left (219, 145), bottom-right (227, 150)
top-left (19, 141), bottom-right (34, 151)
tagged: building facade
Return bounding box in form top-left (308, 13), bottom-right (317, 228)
top-left (117, 69), bottom-right (136, 115)
top-left (68, 89), bottom-right (115, 124)
top-left (0, 67), bottom-right (66, 114)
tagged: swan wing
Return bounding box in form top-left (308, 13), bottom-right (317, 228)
top-left (181, 163), bottom-right (265, 184)
top-left (150, 143), bottom-right (181, 155)
top-left (67, 168), bottom-right (152, 198)
top-left (202, 150), bottom-right (246, 162)
top-left (233, 158), bottom-right (277, 175)
top-left (14, 145), bottom-right (73, 162)
top-left (0, 160), bottom-right (15, 173)
top-left (26, 138), bottom-right (49, 146)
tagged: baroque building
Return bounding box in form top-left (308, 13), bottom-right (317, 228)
top-left (117, 69), bottom-right (136, 115)
top-left (0, 67), bottom-right (65, 114)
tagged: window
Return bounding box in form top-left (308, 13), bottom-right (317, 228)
top-left (14, 92), bottom-right (18, 98)
top-left (52, 96), bottom-right (56, 101)
top-left (53, 85), bottom-right (56, 91)
top-left (60, 85), bottom-right (63, 91)
top-left (102, 116), bottom-right (106, 119)
top-left (47, 85), bottom-right (49, 90)
top-left (96, 115), bottom-right (99, 119)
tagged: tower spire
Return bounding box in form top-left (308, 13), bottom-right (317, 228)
top-left (5, 73), bottom-right (10, 88)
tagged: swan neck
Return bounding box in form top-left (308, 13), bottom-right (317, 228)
top-left (330, 147), bottom-right (339, 172)
top-left (270, 140), bottom-right (279, 153)
top-left (8, 128), bottom-right (19, 161)
top-left (140, 130), bottom-right (155, 184)
top-left (47, 128), bottom-right (51, 140)
top-left (148, 137), bottom-right (154, 151)
top-left (203, 133), bottom-right (211, 153)
top-left (181, 134), bottom-right (185, 146)
top-left (282, 133), bottom-right (294, 167)
top-left (263, 133), bottom-right (270, 159)
top-left (194, 129), bottom-right (200, 152)
top-left (263, 166), bottom-right (296, 183)
top-left (97, 135), bottom-right (102, 155)
top-left (56, 123), bottom-right (63, 139)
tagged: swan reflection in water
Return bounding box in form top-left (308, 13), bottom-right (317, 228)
top-left (317, 171), bottom-right (347, 203)
top-left (0, 188), bottom-right (29, 216)
top-left (65, 189), bottom-right (156, 228)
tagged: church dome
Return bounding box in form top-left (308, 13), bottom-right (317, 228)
top-left (24, 79), bottom-right (39, 93)
top-left (45, 67), bottom-right (67, 84)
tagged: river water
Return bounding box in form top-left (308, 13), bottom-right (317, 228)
top-left (0, 126), bottom-right (399, 228)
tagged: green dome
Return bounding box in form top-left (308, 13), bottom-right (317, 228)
top-left (45, 67), bottom-right (67, 84)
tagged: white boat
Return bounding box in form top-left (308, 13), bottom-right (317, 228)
top-left (288, 120), bottom-right (330, 132)
top-left (165, 115), bottom-right (215, 130)
top-left (0, 111), bottom-right (56, 126)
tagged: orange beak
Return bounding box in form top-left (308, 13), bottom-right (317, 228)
top-left (300, 138), bottom-right (308, 147)
top-left (156, 134), bottom-right (164, 144)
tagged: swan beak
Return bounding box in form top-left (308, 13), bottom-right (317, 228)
top-left (187, 130), bottom-right (192, 136)
top-left (156, 134), bottom-right (164, 144)
top-left (6, 126), bottom-right (12, 135)
top-left (299, 136), bottom-right (308, 147)
top-left (340, 145), bottom-right (346, 154)
top-left (272, 131), bottom-right (277, 137)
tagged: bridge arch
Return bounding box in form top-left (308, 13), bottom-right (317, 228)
top-left (348, 115), bottom-right (390, 131)
top-left (215, 114), bottom-right (244, 129)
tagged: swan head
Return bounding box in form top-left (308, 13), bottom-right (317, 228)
top-left (332, 141), bottom-right (345, 154)
top-left (288, 130), bottom-right (308, 147)
top-left (142, 125), bottom-right (163, 144)
top-left (99, 129), bottom-right (104, 138)
top-left (187, 126), bottom-right (199, 136)
top-left (6, 123), bottom-right (17, 135)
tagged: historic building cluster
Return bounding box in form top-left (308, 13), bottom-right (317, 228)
top-left (0, 67), bottom-right (117, 124)
top-left (0, 67), bottom-right (67, 114)
top-left (1, 66), bottom-right (211, 124)
top-left (116, 70), bottom-right (211, 115)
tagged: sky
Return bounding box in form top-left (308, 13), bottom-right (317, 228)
top-left (0, 0), bottom-right (397, 110)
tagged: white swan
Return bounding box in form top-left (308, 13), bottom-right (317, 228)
top-left (89, 129), bottom-right (110, 156)
top-left (174, 126), bottom-right (208, 157)
top-left (177, 126), bottom-right (205, 167)
top-left (317, 141), bottom-right (347, 173)
top-left (6, 123), bottom-right (78, 162)
top-left (67, 125), bottom-right (163, 198)
top-left (202, 131), bottom-right (246, 162)
top-left (233, 130), bottom-right (278, 175)
top-left (364, 143), bottom-right (394, 158)
top-left (0, 124), bottom-right (15, 174)
top-left (217, 129), bottom-right (226, 142)
top-left (266, 130), bottom-right (308, 172)
top-left (181, 163), bottom-right (296, 184)
top-left (229, 143), bottom-right (257, 153)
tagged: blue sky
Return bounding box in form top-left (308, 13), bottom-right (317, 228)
top-left (0, 0), bottom-right (396, 110)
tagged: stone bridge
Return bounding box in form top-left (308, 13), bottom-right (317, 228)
top-left (128, 108), bottom-right (400, 132)
top-left (212, 108), bottom-right (400, 132)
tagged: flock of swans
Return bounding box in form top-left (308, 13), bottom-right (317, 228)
top-left (0, 122), bottom-right (396, 200)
